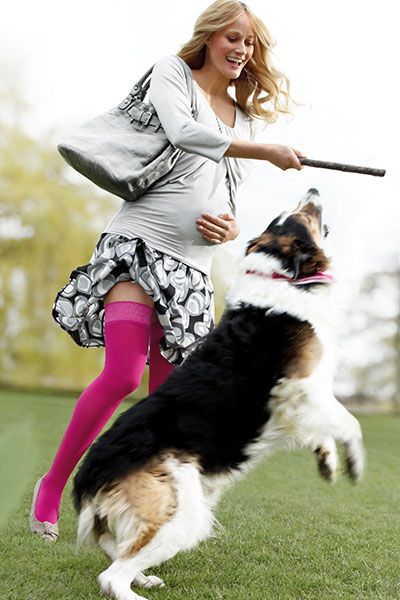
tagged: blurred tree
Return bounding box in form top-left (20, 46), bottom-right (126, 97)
top-left (0, 112), bottom-right (121, 390)
top-left (341, 264), bottom-right (400, 413)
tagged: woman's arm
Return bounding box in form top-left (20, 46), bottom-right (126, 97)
top-left (150, 56), bottom-right (305, 171)
top-left (225, 139), bottom-right (306, 170)
top-left (149, 56), bottom-right (232, 163)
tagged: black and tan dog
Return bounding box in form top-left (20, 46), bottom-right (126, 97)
top-left (74, 188), bottom-right (365, 600)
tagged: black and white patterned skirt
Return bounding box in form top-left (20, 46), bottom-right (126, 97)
top-left (52, 233), bottom-right (215, 366)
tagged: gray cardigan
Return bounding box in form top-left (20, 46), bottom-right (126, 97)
top-left (104, 55), bottom-right (255, 275)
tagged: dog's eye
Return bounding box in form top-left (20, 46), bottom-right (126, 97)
top-left (323, 224), bottom-right (330, 238)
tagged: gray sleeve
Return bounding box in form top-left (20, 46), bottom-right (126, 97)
top-left (148, 55), bottom-right (232, 163)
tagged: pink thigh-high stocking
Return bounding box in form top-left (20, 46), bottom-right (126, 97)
top-left (149, 320), bottom-right (174, 394)
top-left (34, 301), bottom-right (152, 524)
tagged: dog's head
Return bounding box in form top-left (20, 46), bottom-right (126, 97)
top-left (246, 188), bottom-right (330, 279)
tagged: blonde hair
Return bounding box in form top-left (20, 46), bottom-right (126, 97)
top-left (177, 0), bottom-right (292, 124)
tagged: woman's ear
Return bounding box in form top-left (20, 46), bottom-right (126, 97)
top-left (205, 32), bottom-right (215, 47)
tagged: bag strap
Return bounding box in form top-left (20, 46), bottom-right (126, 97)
top-left (118, 67), bottom-right (154, 110)
top-left (215, 116), bottom-right (236, 215)
top-left (129, 66), bottom-right (154, 101)
top-left (175, 56), bottom-right (198, 118)
top-left (118, 56), bottom-right (198, 120)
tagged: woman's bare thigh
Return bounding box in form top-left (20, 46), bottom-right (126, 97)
top-left (104, 281), bottom-right (154, 308)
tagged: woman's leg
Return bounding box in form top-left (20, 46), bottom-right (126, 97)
top-left (33, 284), bottom-right (153, 527)
top-left (148, 320), bottom-right (174, 394)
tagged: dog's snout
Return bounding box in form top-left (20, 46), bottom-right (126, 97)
top-left (302, 188), bottom-right (321, 208)
top-left (298, 188), bottom-right (322, 218)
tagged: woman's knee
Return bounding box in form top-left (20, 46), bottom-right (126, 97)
top-left (115, 372), bottom-right (143, 397)
top-left (100, 367), bottom-right (144, 398)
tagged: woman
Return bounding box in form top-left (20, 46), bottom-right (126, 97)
top-left (30, 0), bottom-right (305, 541)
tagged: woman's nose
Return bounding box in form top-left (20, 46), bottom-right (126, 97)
top-left (234, 40), bottom-right (246, 55)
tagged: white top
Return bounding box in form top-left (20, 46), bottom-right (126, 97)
top-left (104, 54), bottom-right (255, 275)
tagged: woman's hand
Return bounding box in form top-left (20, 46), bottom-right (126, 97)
top-left (262, 144), bottom-right (306, 171)
top-left (196, 213), bottom-right (240, 245)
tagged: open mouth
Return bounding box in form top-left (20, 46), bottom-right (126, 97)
top-left (226, 57), bottom-right (244, 68)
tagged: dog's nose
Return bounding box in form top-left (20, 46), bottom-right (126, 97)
top-left (299, 188), bottom-right (322, 212)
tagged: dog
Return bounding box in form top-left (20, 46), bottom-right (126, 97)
top-left (73, 188), bottom-right (365, 600)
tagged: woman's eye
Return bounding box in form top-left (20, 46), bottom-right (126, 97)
top-left (227, 35), bottom-right (254, 46)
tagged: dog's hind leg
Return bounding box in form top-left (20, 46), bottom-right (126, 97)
top-left (131, 572), bottom-right (165, 589)
top-left (98, 532), bottom-right (118, 561)
top-left (97, 457), bottom-right (213, 600)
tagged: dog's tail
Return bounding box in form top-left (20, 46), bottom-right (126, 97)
top-left (76, 499), bottom-right (97, 550)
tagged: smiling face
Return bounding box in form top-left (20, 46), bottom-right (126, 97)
top-left (205, 11), bottom-right (255, 80)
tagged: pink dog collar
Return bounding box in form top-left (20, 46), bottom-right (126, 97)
top-left (245, 270), bottom-right (336, 285)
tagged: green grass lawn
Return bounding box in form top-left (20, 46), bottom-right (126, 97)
top-left (0, 389), bottom-right (399, 600)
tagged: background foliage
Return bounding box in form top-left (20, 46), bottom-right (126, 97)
top-left (0, 115), bottom-right (117, 390)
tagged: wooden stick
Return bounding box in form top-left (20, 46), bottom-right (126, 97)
top-left (300, 158), bottom-right (386, 177)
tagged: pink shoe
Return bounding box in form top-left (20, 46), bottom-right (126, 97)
top-left (29, 476), bottom-right (59, 542)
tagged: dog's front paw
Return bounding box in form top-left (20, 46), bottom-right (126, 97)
top-left (344, 437), bottom-right (365, 483)
top-left (314, 441), bottom-right (338, 483)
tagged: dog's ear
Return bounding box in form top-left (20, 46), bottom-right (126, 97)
top-left (246, 231), bottom-right (273, 255)
top-left (246, 236), bottom-right (261, 254)
top-left (292, 248), bottom-right (312, 279)
top-left (290, 241), bottom-right (330, 278)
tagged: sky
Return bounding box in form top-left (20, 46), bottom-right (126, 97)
top-left (1, 0), bottom-right (399, 286)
